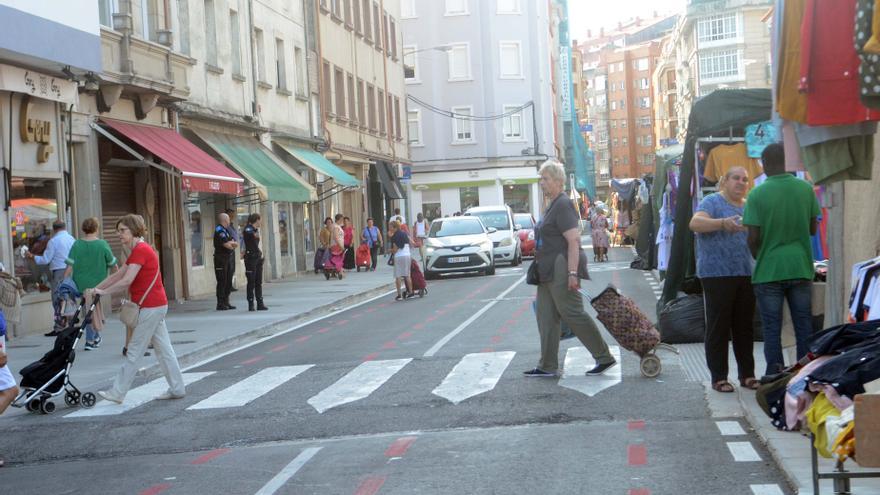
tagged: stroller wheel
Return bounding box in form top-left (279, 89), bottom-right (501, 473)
top-left (640, 354), bottom-right (662, 378)
top-left (26, 398), bottom-right (40, 413)
top-left (81, 392), bottom-right (97, 408)
top-left (39, 399), bottom-right (56, 415)
top-left (64, 390), bottom-right (81, 407)
top-left (324, 271), bottom-right (330, 280)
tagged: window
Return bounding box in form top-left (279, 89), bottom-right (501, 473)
top-left (698, 13), bottom-right (738, 44)
top-left (373, 2), bottom-right (382, 51)
top-left (187, 198), bottom-right (204, 267)
top-left (499, 41), bottom-right (522, 79)
top-left (451, 106), bottom-right (474, 142)
top-left (10, 177), bottom-right (60, 294)
top-left (255, 29), bottom-right (266, 82)
top-left (610, 120), bottom-right (617, 129)
top-left (294, 47), bottom-right (306, 96)
top-left (447, 43), bottom-right (471, 81)
top-left (622, 137), bottom-right (628, 146)
top-left (408, 109), bottom-right (422, 145)
top-left (619, 99), bottom-right (625, 109)
top-left (639, 116), bottom-right (651, 127)
top-left (367, 84), bottom-right (376, 130)
top-left (99, 0), bottom-right (117, 27)
top-left (621, 120), bottom-right (627, 128)
top-left (445, 0), bottom-right (468, 16)
top-left (639, 78), bottom-right (649, 90)
top-left (276, 39), bottom-right (288, 90)
top-left (389, 18), bottom-right (397, 59)
top-left (204, 0), bottom-right (217, 65)
top-left (422, 191), bottom-right (441, 221)
top-left (459, 186), bottom-right (479, 210)
top-left (279, 205), bottom-right (290, 256)
top-left (699, 49), bottom-right (741, 81)
top-left (617, 62), bottom-right (624, 72)
top-left (394, 96), bottom-right (402, 139)
top-left (502, 104), bottom-right (523, 141)
top-left (612, 138), bottom-right (618, 147)
top-left (639, 96), bottom-right (650, 108)
top-left (497, 0), bottom-right (520, 14)
top-left (403, 44), bottom-right (419, 82)
top-left (142, 0), bottom-right (161, 42)
top-left (636, 58), bottom-right (649, 71)
top-left (178, 0), bottom-right (190, 54)
top-left (387, 93), bottom-right (394, 136)
top-left (362, 0), bottom-right (372, 41)
top-left (623, 155), bottom-right (629, 165)
top-left (320, 0), bottom-right (328, 11)
top-left (322, 60), bottom-right (332, 114)
top-left (353, 0), bottom-right (362, 34)
top-left (343, 0), bottom-right (353, 28)
top-left (401, 0), bottom-right (416, 18)
top-left (230, 10), bottom-right (242, 76)
top-left (377, 89), bottom-right (386, 134)
top-left (335, 67), bottom-right (345, 118)
top-left (347, 73), bottom-right (356, 123)
top-left (331, 0), bottom-right (342, 19)
top-left (610, 101), bottom-right (617, 111)
top-left (357, 79), bottom-right (366, 126)
top-left (383, 12), bottom-right (391, 55)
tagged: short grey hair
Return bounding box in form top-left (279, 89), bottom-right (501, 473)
top-left (538, 159), bottom-right (566, 183)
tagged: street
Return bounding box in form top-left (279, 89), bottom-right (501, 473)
top-left (1, 245), bottom-right (791, 495)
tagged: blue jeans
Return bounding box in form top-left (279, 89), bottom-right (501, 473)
top-left (85, 323), bottom-right (99, 343)
top-left (753, 279), bottom-right (813, 376)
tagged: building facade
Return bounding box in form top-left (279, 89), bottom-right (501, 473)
top-left (652, 34), bottom-right (679, 147)
top-left (401, 0), bottom-right (556, 219)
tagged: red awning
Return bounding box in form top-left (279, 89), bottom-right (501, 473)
top-left (99, 118), bottom-right (244, 195)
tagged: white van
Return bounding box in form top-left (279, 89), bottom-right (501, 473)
top-left (464, 205), bottom-right (522, 266)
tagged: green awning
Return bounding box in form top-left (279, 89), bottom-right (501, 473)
top-left (274, 142), bottom-right (360, 187)
top-left (191, 130), bottom-right (316, 203)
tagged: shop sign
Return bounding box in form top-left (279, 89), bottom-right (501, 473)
top-left (559, 47), bottom-right (572, 121)
top-left (19, 95), bottom-right (54, 163)
top-left (401, 165), bottom-right (412, 181)
top-left (0, 63), bottom-right (77, 105)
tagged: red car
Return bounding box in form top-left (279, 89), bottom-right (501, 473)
top-left (514, 213), bottom-right (537, 258)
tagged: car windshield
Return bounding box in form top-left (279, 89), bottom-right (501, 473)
top-left (514, 214), bottom-right (534, 229)
top-left (429, 219), bottom-right (485, 237)
top-left (467, 211), bottom-right (510, 230)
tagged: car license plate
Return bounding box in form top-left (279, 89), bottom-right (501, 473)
top-left (448, 256), bottom-right (469, 263)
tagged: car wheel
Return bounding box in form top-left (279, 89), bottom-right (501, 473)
top-left (486, 263), bottom-right (496, 276)
top-left (512, 248), bottom-right (522, 266)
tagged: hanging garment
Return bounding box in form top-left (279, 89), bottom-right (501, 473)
top-left (807, 340), bottom-right (880, 398)
top-left (809, 320), bottom-right (880, 356)
top-left (777, 0), bottom-right (809, 122)
top-left (702, 143), bottom-right (764, 190)
top-left (656, 192), bottom-right (674, 272)
top-left (805, 393), bottom-right (841, 458)
top-left (856, 0), bottom-right (880, 108)
top-left (800, 0), bottom-right (880, 125)
top-left (865, 0), bottom-right (880, 53)
top-left (784, 355), bottom-right (834, 430)
top-left (800, 135), bottom-right (874, 185)
top-left (745, 121), bottom-right (781, 158)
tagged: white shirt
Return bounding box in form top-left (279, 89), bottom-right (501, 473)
top-left (415, 221), bottom-right (427, 238)
top-left (34, 230), bottom-right (76, 271)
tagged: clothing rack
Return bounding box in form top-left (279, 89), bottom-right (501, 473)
top-left (810, 433), bottom-right (880, 494)
top-left (693, 137), bottom-right (746, 203)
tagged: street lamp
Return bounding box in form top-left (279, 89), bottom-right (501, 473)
top-left (402, 45), bottom-right (452, 78)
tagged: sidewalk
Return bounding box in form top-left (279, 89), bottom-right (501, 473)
top-left (4, 264), bottom-right (397, 417)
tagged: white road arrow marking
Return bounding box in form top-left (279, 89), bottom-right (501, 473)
top-left (65, 372), bottom-right (214, 418)
top-left (188, 365), bottom-right (313, 410)
top-left (432, 351), bottom-right (516, 404)
top-left (307, 359), bottom-right (411, 413)
top-left (558, 346), bottom-right (622, 397)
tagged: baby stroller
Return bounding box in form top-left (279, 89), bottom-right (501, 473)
top-left (355, 243), bottom-right (372, 272)
top-left (410, 259), bottom-right (427, 297)
top-left (12, 296), bottom-right (99, 414)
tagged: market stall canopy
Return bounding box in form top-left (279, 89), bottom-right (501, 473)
top-left (191, 130), bottom-right (317, 203)
top-left (96, 119), bottom-right (244, 195)
top-left (274, 143), bottom-right (360, 187)
top-left (374, 161), bottom-right (406, 199)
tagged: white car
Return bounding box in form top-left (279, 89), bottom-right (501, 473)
top-left (423, 216), bottom-right (496, 278)
top-left (464, 205), bottom-right (522, 266)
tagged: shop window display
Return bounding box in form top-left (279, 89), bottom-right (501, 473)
top-left (459, 186), bottom-right (479, 211)
top-left (422, 202), bottom-right (441, 221)
top-left (188, 199), bottom-right (204, 267)
top-left (10, 177), bottom-right (59, 294)
top-left (279, 206), bottom-right (290, 256)
top-left (503, 184), bottom-right (531, 213)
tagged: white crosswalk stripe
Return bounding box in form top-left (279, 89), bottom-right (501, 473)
top-left (558, 346), bottom-right (622, 397)
top-left (727, 441), bottom-right (762, 461)
top-left (65, 372), bottom-right (214, 418)
top-left (749, 484), bottom-right (784, 495)
top-left (432, 351), bottom-right (515, 404)
top-left (307, 358), bottom-right (411, 413)
top-left (188, 365), bottom-right (313, 410)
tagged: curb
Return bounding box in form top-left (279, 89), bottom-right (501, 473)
top-left (736, 389), bottom-right (803, 494)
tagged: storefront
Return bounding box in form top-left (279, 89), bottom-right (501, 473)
top-left (0, 64), bottom-right (79, 335)
top-left (372, 161), bottom-right (407, 228)
top-left (407, 172), bottom-right (540, 221)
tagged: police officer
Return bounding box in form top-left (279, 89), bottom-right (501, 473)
top-left (225, 209), bottom-right (240, 292)
top-left (243, 213), bottom-right (268, 311)
top-left (213, 213), bottom-right (238, 310)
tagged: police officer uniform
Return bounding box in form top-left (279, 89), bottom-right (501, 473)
top-left (243, 222), bottom-right (268, 311)
top-left (213, 224), bottom-right (236, 310)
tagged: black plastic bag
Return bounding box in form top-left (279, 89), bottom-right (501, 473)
top-left (658, 294), bottom-right (705, 343)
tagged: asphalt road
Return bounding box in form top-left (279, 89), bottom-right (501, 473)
top-left (1, 245), bottom-right (793, 495)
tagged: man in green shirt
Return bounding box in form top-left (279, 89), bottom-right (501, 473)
top-left (743, 143), bottom-right (819, 376)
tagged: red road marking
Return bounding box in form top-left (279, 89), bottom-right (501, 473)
top-left (425, 316), bottom-right (437, 322)
top-left (384, 436), bottom-right (418, 457)
top-left (382, 341), bottom-right (397, 350)
top-left (481, 347), bottom-right (494, 353)
top-left (139, 484), bottom-right (172, 495)
top-left (354, 476), bottom-right (386, 495)
top-left (491, 335), bottom-right (503, 343)
top-left (497, 326), bottom-right (509, 334)
top-left (295, 335), bottom-right (312, 343)
top-left (317, 327), bottom-right (331, 334)
top-left (398, 331), bottom-right (413, 340)
top-left (628, 445), bottom-right (647, 466)
top-left (628, 420), bottom-right (645, 430)
top-left (190, 448), bottom-right (231, 465)
top-left (412, 323), bottom-right (425, 330)
top-left (365, 307), bottom-right (378, 313)
top-left (363, 352), bottom-right (380, 361)
top-left (378, 303), bottom-right (389, 308)
top-left (270, 344), bottom-right (289, 353)
top-left (240, 356), bottom-right (264, 365)
top-left (629, 489), bottom-right (651, 495)
top-left (337, 319), bottom-right (350, 326)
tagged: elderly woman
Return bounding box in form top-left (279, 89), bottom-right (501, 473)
top-left (525, 160), bottom-right (616, 377)
top-left (88, 214), bottom-right (185, 404)
top-left (388, 220), bottom-right (413, 301)
top-left (689, 166), bottom-right (757, 393)
top-left (590, 208), bottom-right (610, 262)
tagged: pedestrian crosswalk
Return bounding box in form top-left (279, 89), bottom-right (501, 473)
top-left (58, 347), bottom-right (624, 420)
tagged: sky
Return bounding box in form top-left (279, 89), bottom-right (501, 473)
top-left (567, 0), bottom-right (687, 41)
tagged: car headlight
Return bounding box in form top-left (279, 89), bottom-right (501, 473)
top-left (527, 231), bottom-right (534, 241)
top-left (499, 237), bottom-right (513, 247)
top-left (426, 246), bottom-right (435, 254)
top-left (481, 241), bottom-right (493, 251)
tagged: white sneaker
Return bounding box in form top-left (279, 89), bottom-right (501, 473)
top-left (97, 390), bottom-right (124, 404)
top-left (156, 390), bottom-right (185, 400)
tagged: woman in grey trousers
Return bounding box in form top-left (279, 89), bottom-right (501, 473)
top-left (523, 160), bottom-right (616, 378)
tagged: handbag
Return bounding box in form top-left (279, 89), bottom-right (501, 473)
top-left (526, 260), bottom-right (540, 285)
top-left (119, 268), bottom-right (159, 328)
top-left (387, 255), bottom-right (395, 266)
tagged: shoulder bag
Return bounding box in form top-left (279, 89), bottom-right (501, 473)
top-left (119, 268), bottom-right (159, 328)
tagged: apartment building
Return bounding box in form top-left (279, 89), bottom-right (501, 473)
top-left (584, 64), bottom-right (610, 199)
top-left (316, 0), bottom-right (410, 232)
top-left (652, 34), bottom-right (680, 147)
top-left (401, 0), bottom-right (556, 218)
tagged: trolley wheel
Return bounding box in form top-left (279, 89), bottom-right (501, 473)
top-left (324, 271), bottom-right (330, 280)
top-left (64, 391), bottom-right (81, 407)
top-left (40, 399), bottom-right (56, 415)
top-left (640, 354), bottom-right (662, 378)
top-left (419, 289), bottom-right (426, 297)
top-left (26, 398), bottom-right (40, 412)
top-left (81, 392), bottom-right (97, 408)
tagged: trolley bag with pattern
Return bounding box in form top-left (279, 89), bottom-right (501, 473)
top-left (589, 285), bottom-right (659, 357)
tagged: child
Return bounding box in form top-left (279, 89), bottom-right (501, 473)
top-left (0, 309), bottom-right (20, 467)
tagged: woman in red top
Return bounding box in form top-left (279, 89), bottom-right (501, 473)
top-left (342, 216), bottom-right (356, 270)
top-left (87, 214), bottom-right (185, 404)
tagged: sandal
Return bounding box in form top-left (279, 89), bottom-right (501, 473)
top-left (712, 380), bottom-right (735, 393)
top-left (739, 377), bottom-right (760, 390)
